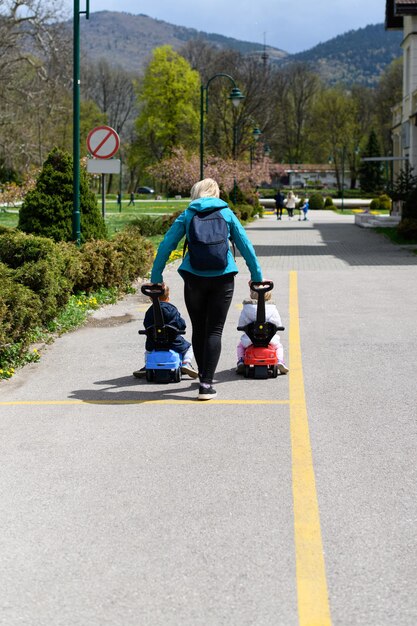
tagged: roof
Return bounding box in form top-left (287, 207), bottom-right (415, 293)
top-left (386, 0), bottom-right (417, 29)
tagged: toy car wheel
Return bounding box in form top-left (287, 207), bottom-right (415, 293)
top-left (244, 365), bottom-right (250, 378)
top-left (146, 369), bottom-right (154, 382)
top-left (272, 365), bottom-right (279, 378)
top-left (174, 368), bottom-right (181, 383)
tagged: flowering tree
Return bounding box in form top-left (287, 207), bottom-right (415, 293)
top-left (1, 170), bottom-right (38, 207)
top-left (147, 147), bottom-right (271, 196)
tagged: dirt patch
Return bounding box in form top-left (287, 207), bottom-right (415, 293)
top-left (85, 313), bottom-right (135, 328)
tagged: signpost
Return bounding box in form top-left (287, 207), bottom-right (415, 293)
top-left (86, 126), bottom-right (120, 218)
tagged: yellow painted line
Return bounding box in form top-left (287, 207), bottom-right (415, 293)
top-left (289, 270), bottom-right (332, 626)
top-left (0, 399), bottom-right (289, 406)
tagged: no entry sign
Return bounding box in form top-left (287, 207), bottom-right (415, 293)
top-left (87, 125), bottom-right (120, 159)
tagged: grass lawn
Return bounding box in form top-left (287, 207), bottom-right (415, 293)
top-left (0, 199), bottom-right (189, 237)
top-left (375, 226), bottom-right (417, 250)
top-left (332, 208), bottom-right (390, 216)
top-left (0, 209), bottom-right (19, 229)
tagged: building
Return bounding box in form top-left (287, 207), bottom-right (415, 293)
top-left (386, 0), bottom-right (417, 178)
top-left (269, 164), bottom-right (350, 189)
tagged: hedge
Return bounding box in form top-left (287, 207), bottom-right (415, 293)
top-left (0, 229), bottom-right (154, 368)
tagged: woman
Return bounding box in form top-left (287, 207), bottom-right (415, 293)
top-left (286, 190), bottom-right (296, 220)
top-left (150, 178), bottom-right (263, 400)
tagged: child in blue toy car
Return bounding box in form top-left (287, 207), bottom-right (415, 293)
top-left (133, 285), bottom-right (198, 378)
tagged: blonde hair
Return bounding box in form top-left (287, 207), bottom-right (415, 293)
top-left (250, 289), bottom-right (272, 301)
top-left (190, 178), bottom-right (220, 200)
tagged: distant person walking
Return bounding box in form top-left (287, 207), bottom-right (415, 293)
top-left (286, 191), bottom-right (296, 220)
top-left (128, 191), bottom-right (135, 206)
top-left (274, 189), bottom-right (285, 220)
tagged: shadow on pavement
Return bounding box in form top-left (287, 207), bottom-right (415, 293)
top-left (69, 368), bottom-right (240, 404)
top-left (244, 223), bottom-right (417, 267)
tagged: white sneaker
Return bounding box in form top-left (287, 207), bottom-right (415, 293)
top-left (278, 361), bottom-right (289, 374)
top-left (181, 362), bottom-right (199, 378)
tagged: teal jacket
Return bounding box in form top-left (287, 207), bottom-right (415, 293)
top-left (150, 197), bottom-right (263, 283)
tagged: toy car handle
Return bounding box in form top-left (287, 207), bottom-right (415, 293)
top-left (250, 280), bottom-right (274, 293)
top-left (141, 283), bottom-right (165, 297)
top-left (237, 325), bottom-right (285, 331)
top-left (138, 325), bottom-right (186, 335)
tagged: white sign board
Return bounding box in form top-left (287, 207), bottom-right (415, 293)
top-left (87, 158), bottom-right (121, 174)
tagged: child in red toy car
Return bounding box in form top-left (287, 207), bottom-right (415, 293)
top-left (236, 287), bottom-right (289, 375)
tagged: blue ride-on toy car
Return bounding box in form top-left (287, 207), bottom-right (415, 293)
top-left (138, 283), bottom-right (185, 383)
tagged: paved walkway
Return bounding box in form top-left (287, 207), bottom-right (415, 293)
top-left (1, 211), bottom-right (417, 625)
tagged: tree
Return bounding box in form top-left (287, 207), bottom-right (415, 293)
top-left (19, 147), bottom-right (107, 243)
top-left (147, 147), bottom-right (270, 197)
top-left (0, 1), bottom-right (73, 177)
top-left (133, 46), bottom-right (200, 169)
top-left (310, 87), bottom-right (356, 193)
top-left (374, 58), bottom-right (403, 156)
top-left (270, 63), bottom-right (321, 164)
top-left (359, 129), bottom-right (383, 192)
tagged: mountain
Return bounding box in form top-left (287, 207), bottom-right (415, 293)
top-left (285, 23), bottom-right (403, 86)
top-left (77, 12), bottom-right (403, 86)
top-left (78, 11), bottom-right (287, 73)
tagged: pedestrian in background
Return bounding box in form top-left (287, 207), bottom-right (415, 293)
top-left (286, 190), bottom-right (297, 220)
top-left (128, 191), bottom-right (135, 206)
top-left (274, 189), bottom-right (285, 220)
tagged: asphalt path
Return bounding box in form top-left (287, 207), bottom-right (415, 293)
top-left (1, 211), bottom-right (417, 625)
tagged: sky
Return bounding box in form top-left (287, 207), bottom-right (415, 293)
top-left (67, 0), bottom-right (386, 53)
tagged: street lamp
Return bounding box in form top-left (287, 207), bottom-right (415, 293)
top-left (250, 126), bottom-right (262, 170)
top-left (329, 148), bottom-right (346, 211)
top-left (73, 0), bottom-right (90, 245)
top-left (199, 74), bottom-right (245, 180)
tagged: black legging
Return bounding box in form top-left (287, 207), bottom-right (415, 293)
top-left (183, 272), bottom-right (235, 384)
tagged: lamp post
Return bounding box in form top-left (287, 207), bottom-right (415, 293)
top-left (73, 0), bottom-right (90, 245)
top-left (250, 126), bottom-right (262, 170)
top-left (329, 147), bottom-right (346, 211)
top-left (199, 74), bottom-right (245, 180)
top-left (341, 145), bottom-right (345, 211)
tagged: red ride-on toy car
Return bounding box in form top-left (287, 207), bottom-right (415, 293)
top-left (237, 280), bottom-right (285, 379)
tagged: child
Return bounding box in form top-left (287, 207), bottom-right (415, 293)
top-left (133, 285), bottom-right (198, 378)
top-left (301, 197), bottom-right (309, 221)
top-left (236, 287), bottom-right (289, 375)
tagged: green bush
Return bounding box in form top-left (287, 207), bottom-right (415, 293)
top-left (402, 187), bottom-right (417, 219)
top-left (18, 147), bottom-right (107, 243)
top-left (220, 188), bottom-right (230, 203)
top-left (397, 218), bottom-right (417, 240)
top-left (308, 192), bottom-right (324, 210)
top-left (76, 231), bottom-right (154, 293)
top-left (324, 196), bottom-right (334, 208)
top-left (378, 194), bottom-right (392, 211)
top-left (235, 204), bottom-right (257, 221)
top-left (0, 230), bottom-right (58, 267)
top-left (129, 215), bottom-right (167, 237)
top-left (0, 266), bottom-right (41, 347)
top-left (397, 186), bottom-right (417, 239)
top-left (0, 231), bottom-right (83, 323)
top-left (370, 198), bottom-right (380, 212)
